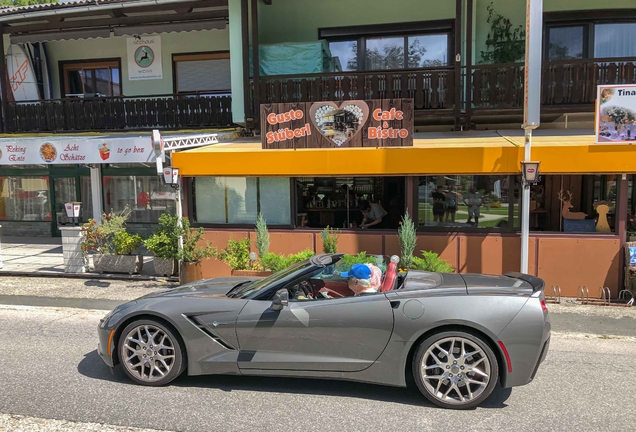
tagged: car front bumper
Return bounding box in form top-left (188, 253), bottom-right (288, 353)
top-left (97, 322), bottom-right (115, 368)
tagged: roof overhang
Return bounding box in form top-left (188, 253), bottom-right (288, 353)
top-left (172, 130), bottom-right (636, 177)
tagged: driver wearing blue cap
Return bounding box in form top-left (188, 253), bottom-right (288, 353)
top-left (341, 264), bottom-right (378, 295)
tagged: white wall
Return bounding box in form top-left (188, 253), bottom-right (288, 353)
top-left (42, 28), bottom-right (229, 98)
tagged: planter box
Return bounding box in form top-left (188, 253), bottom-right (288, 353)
top-left (94, 254), bottom-right (143, 275)
top-left (153, 258), bottom-right (178, 277)
top-left (180, 262), bottom-right (203, 285)
top-left (231, 269), bottom-right (273, 277)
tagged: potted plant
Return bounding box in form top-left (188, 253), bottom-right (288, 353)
top-left (82, 207), bottom-right (144, 275)
top-left (177, 218), bottom-right (214, 284)
top-left (410, 250), bottom-right (454, 273)
top-left (321, 225), bottom-right (340, 253)
top-left (260, 250), bottom-right (315, 273)
top-left (214, 237), bottom-right (272, 277)
top-left (397, 210), bottom-right (417, 270)
top-left (144, 214), bottom-right (179, 277)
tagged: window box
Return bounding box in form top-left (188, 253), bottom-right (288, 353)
top-left (153, 257), bottom-right (178, 277)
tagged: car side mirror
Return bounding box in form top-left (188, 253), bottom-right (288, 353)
top-left (271, 289), bottom-right (289, 311)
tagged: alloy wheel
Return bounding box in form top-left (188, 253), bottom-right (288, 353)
top-left (122, 324), bottom-right (176, 382)
top-left (420, 336), bottom-right (491, 405)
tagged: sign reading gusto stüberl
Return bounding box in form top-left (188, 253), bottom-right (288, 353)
top-left (260, 99), bottom-right (413, 149)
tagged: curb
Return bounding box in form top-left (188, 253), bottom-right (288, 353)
top-left (0, 270), bottom-right (179, 283)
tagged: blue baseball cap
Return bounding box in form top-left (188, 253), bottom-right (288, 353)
top-left (341, 264), bottom-right (372, 280)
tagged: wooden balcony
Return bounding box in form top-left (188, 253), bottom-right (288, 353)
top-left (4, 93), bottom-right (232, 133)
top-left (252, 57), bottom-right (636, 127)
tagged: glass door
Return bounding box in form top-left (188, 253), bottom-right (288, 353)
top-left (52, 177), bottom-right (77, 236)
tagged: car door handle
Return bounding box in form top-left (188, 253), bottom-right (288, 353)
top-left (390, 301), bottom-right (400, 309)
top-left (212, 321), bottom-right (228, 327)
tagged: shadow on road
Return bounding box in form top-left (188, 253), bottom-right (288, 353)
top-left (78, 350), bottom-right (512, 409)
top-left (84, 280), bottom-right (111, 288)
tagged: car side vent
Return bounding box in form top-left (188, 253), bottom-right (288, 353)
top-left (182, 314), bottom-right (236, 350)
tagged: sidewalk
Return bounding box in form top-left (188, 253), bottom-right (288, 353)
top-left (0, 236), bottom-right (176, 281)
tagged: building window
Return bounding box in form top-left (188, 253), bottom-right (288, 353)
top-left (529, 175), bottom-right (617, 233)
top-left (418, 175), bottom-right (518, 229)
top-left (102, 175), bottom-right (176, 223)
top-left (547, 26), bottom-right (584, 60)
top-left (62, 60), bottom-right (121, 97)
top-left (0, 176), bottom-right (51, 221)
top-left (193, 177), bottom-right (291, 225)
top-left (594, 23), bottom-right (636, 58)
top-left (173, 52), bottom-right (231, 95)
top-left (296, 176), bottom-right (405, 229)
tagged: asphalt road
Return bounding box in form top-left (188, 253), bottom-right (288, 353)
top-left (0, 305), bottom-right (634, 432)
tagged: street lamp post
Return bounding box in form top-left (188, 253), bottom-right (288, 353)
top-left (521, 0), bottom-right (543, 274)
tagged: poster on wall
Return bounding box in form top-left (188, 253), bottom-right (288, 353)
top-left (0, 137), bottom-right (155, 165)
top-left (260, 99), bottom-right (414, 149)
top-left (127, 35), bottom-right (163, 81)
top-left (596, 84), bottom-right (636, 143)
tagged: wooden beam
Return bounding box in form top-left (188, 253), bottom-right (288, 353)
top-left (465, 0), bottom-right (473, 130)
top-left (454, 0), bottom-right (462, 130)
top-left (0, 27), bottom-right (8, 133)
top-left (5, 10), bottom-right (228, 34)
top-left (251, 0), bottom-right (259, 125)
top-left (241, 0), bottom-right (251, 123)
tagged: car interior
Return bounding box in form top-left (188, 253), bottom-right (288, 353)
top-left (285, 258), bottom-right (403, 301)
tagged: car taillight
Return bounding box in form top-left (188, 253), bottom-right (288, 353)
top-left (541, 299), bottom-right (547, 313)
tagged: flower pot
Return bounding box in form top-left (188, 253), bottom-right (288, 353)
top-left (231, 269), bottom-right (273, 277)
top-left (153, 258), bottom-right (177, 277)
top-left (93, 254), bottom-right (143, 275)
top-left (180, 261), bottom-right (203, 285)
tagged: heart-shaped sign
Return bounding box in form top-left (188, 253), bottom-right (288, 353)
top-left (309, 101), bottom-right (369, 147)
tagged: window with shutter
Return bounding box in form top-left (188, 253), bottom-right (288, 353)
top-left (173, 52), bottom-right (231, 95)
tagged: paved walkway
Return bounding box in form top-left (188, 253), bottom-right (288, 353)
top-left (0, 236), bottom-right (174, 280)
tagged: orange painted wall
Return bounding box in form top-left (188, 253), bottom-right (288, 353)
top-left (201, 229), bottom-right (622, 296)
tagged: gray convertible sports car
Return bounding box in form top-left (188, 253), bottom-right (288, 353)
top-left (97, 253), bottom-right (550, 409)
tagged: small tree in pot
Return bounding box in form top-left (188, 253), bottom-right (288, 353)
top-left (177, 218), bottom-right (214, 284)
top-left (144, 214), bottom-right (179, 277)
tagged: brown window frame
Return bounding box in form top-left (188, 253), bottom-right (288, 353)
top-left (172, 51), bottom-right (231, 94)
top-left (59, 58), bottom-right (122, 98)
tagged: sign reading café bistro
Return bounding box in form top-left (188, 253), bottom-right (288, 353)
top-left (260, 99), bottom-right (414, 149)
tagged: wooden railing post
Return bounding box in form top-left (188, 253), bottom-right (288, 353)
top-left (0, 27), bottom-right (8, 133)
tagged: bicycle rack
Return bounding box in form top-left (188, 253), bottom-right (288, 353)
top-left (545, 285), bottom-right (561, 304)
top-left (577, 285), bottom-right (633, 307)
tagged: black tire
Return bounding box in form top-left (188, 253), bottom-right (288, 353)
top-left (118, 319), bottom-right (186, 386)
top-left (412, 331), bottom-right (499, 410)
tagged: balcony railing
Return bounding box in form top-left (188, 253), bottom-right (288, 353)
top-left (252, 57), bottom-right (636, 122)
top-left (4, 93), bottom-right (232, 133)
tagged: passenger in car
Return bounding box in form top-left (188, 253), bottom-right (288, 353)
top-left (341, 264), bottom-right (379, 295)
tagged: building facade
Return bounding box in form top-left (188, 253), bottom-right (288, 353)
top-left (1, 0), bottom-right (636, 296)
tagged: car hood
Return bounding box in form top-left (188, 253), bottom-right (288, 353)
top-left (138, 277), bottom-right (256, 300)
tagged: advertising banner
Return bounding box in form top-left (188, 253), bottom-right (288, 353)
top-left (596, 84), bottom-right (636, 143)
top-left (0, 137), bottom-right (155, 165)
top-left (260, 99), bottom-right (414, 149)
top-left (127, 35), bottom-right (163, 81)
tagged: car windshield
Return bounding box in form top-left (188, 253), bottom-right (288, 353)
top-left (227, 260), bottom-right (314, 299)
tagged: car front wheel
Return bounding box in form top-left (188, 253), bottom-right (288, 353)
top-left (118, 319), bottom-right (186, 386)
top-left (413, 331), bottom-right (499, 409)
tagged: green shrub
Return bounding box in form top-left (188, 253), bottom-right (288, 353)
top-left (112, 231), bottom-right (143, 255)
top-left (336, 252), bottom-right (386, 273)
top-left (255, 213), bottom-right (270, 259)
top-left (144, 232), bottom-right (175, 260)
top-left (321, 226), bottom-right (340, 254)
top-left (81, 206), bottom-right (131, 254)
top-left (213, 238), bottom-right (252, 270)
top-left (177, 218), bottom-right (214, 264)
top-left (261, 249), bottom-right (315, 272)
top-left (398, 210), bottom-right (417, 269)
top-left (410, 251), bottom-right (454, 273)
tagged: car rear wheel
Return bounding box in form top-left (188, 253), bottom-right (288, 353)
top-left (413, 331), bottom-right (499, 409)
top-left (118, 319), bottom-right (186, 386)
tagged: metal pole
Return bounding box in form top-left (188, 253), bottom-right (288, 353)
top-left (521, 0), bottom-right (543, 274)
top-left (172, 150), bottom-right (184, 252)
top-left (521, 130), bottom-right (532, 274)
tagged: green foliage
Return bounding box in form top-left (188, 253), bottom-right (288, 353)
top-left (177, 218), bottom-right (214, 264)
top-left (112, 231), bottom-right (143, 255)
top-left (144, 214), bottom-right (180, 260)
top-left (255, 213), bottom-right (270, 259)
top-left (321, 226), bottom-right (340, 254)
top-left (398, 210), bottom-right (417, 269)
top-left (339, 252), bottom-right (379, 267)
top-left (261, 249), bottom-right (315, 273)
top-left (81, 207), bottom-right (131, 254)
top-left (213, 238), bottom-right (252, 270)
top-left (480, 2), bottom-right (525, 64)
top-left (0, 0), bottom-right (58, 7)
top-left (410, 251), bottom-right (454, 273)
